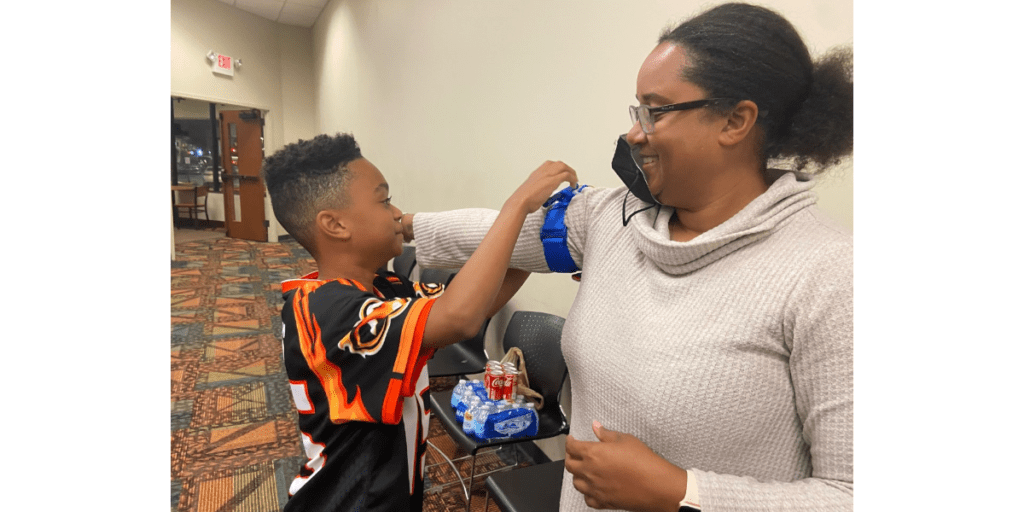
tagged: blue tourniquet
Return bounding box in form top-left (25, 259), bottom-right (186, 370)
top-left (541, 184), bottom-right (587, 273)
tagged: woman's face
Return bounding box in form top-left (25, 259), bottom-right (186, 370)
top-left (626, 43), bottom-right (726, 208)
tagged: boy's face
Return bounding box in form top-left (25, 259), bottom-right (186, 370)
top-left (338, 158), bottom-right (405, 266)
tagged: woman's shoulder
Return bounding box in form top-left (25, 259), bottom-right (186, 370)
top-left (564, 184), bottom-right (630, 223)
top-left (761, 206), bottom-right (853, 284)
top-left (573, 184), bottom-right (628, 203)
top-left (780, 206), bottom-right (852, 252)
top-left (567, 185), bottom-right (637, 220)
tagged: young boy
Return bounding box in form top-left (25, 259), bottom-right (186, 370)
top-left (262, 133), bottom-right (576, 512)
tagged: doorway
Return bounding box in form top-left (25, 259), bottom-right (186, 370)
top-left (171, 97), bottom-right (268, 242)
top-left (219, 109), bottom-right (267, 242)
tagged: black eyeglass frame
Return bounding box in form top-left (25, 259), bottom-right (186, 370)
top-left (629, 98), bottom-right (737, 134)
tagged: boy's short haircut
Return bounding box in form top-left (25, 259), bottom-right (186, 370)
top-left (262, 133), bottom-right (362, 256)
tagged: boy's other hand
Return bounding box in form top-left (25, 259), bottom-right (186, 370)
top-left (507, 160), bottom-right (578, 214)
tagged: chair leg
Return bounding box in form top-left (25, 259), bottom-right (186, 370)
top-left (426, 440), bottom-right (469, 502)
top-left (465, 455), bottom-right (478, 512)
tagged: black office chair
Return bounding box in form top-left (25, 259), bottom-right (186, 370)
top-left (393, 244), bottom-right (417, 279)
top-left (417, 267), bottom-right (492, 378)
top-left (429, 318), bottom-right (491, 378)
top-left (427, 311), bottom-right (570, 512)
top-left (485, 459), bottom-right (564, 512)
top-left (418, 266), bottom-right (458, 286)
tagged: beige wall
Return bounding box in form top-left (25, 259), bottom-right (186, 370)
top-left (173, 0), bottom-right (853, 458)
top-left (311, 0), bottom-right (852, 460)
top-left (171, 0), bottom-right (317, 242)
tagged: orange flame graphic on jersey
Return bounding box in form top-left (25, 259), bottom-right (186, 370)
top-left (413, 281), bottom-right (445, 298)
top-left (292, 285), bottom-right (374, 423)
top-left (338, 298), bottom-right (410, 357)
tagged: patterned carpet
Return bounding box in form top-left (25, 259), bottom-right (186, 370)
top-left (171, 233), bottom-right (533, 512)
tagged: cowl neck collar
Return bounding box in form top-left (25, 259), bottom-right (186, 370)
top-left (628, 171), bottom-right (817, 275)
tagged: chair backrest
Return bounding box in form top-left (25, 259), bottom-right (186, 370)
top-left (502, 311), bottom-right (567, 409)
top-left (419, 267), bottom-right (458, 286)
top-left (393, 245), bottom-right (417, 278)
top-left (176, 187), bottom-right (196, 205)
top-left (195, 186), bottom-right (209, 205)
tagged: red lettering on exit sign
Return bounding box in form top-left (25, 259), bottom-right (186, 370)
top-left (212, 52), bottom-right (234, 76)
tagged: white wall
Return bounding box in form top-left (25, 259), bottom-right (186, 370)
top-left (312, 0), bottom-right (852, 461)
top-left (171, 0), bottom-right (317, 241)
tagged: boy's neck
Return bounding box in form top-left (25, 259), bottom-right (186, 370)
top-left (316, 258), bottom-right (379, 292)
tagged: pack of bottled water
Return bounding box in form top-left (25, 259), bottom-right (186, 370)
top-left (450, 378), bottom-right (538, 440)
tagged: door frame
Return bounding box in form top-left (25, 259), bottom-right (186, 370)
top-left (169, 94), bottom-right (276, 240)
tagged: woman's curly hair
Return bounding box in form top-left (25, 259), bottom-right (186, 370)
top-left (659, 2), bottom-right (852, 174)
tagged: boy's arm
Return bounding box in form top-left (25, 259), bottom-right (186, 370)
top-left (421, 161), bottom-right (576, 349)
top-left (487, 268), bottom-right (530, 318)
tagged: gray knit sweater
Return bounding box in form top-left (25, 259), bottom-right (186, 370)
top-left (414, 171), bottom-right (853, 511)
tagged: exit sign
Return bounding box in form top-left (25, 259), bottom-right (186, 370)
top-left (212, 53), bottom-right (234, 76)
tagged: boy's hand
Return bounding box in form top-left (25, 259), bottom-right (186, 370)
top-left (506, 161), bottom-right (578, 214)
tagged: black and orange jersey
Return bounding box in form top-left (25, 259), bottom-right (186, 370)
top-left (280, 270), bottom-right (445, 512)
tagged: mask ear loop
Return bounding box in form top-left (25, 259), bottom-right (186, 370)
top-left (621, 172), bottom-right (656, 226)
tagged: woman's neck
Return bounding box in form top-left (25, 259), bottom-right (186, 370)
top-left (667, 171), bottom-right (768, 242)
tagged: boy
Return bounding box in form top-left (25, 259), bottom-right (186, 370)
top-left (262, 133), bottom-right (576, 512)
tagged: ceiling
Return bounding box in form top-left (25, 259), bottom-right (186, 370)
top-left (217, 0), bottom-right (329, 28)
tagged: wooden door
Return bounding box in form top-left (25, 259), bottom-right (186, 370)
top-left (219, 109), bottom-right (267, 242)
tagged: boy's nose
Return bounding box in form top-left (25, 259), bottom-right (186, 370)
top-left (392, 205), bottom-right (403, 219)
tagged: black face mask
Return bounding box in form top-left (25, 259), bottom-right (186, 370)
top-left (611, 134), bottom-right (661, 226)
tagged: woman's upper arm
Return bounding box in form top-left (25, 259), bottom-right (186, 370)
top-left (413, 187), bottom-right (597, 273)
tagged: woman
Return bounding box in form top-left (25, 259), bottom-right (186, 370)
top-left (404, 3), bottom-right (852, 510)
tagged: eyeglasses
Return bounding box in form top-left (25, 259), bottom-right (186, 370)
top-left (628, 98), bottom-right (733, 134)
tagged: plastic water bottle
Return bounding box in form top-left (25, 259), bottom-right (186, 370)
top-left (456, 396), bottom-right (480, 426)
top-left (453, 380), bottom-right (484, 412)
top-left (469, 402), bottom-right (495, 438)
top-left (463, 399), bottom-right (489, 436)
top-left (522, 402), bottom-right (539, 436)
top-left (450, 379), bottom-right (468, 409)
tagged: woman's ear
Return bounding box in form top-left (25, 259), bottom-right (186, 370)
top-left (315, 209), bottom-right (351, 241)
top-left (719, 100), bottom-right (759, 147)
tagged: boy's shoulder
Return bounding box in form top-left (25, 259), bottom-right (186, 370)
top-left (281, 270), bottom-right (444, 305)
top-left (374, 271), bottom-right (446, 301)
top-left (372, 271), bottom-right (415, 298)
top-left (282, 272), bottom-right (371, 301)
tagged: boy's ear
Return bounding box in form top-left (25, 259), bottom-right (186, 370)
top-left (718, 99), bottom-right (759, 147)
top-left (315, 209), bottom-right (352, 242)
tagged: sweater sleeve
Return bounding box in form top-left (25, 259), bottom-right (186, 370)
top-left (412, 187), bottom-right (595, 272)
top-left (695, 237), bottom-right (854, 511)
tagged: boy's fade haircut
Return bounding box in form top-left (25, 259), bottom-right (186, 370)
top-left (262, 133), bottom-right (362, 256)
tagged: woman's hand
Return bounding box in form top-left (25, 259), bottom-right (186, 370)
top-left (401, 213), bottom-right (415, 242)
top-left (564, 421), bottom-right (689, 512)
